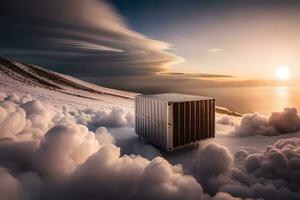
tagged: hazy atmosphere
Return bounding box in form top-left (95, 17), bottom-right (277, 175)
top-left (2, 0), bottom-right (300, 113)
top-left (0, 1), bottom-right (300, 200)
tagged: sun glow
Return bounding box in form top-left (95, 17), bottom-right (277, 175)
top-left (276, 66), bottom-right (290, 80)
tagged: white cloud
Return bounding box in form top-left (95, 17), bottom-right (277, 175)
top-left (231, 107), bottom-right (300, 136)
top-left (45, 145), bottom-right (205, 200)
top-left (269, 108), bottom-right (300, 133)
top-left (0, 93), bottom-right (206, 200)
top-left (0, 102), bottom-right (27, 139)
top-left (95, 127), bottom-right (115, 145)
top-left (209, 49), bottom-right (223, 53)
top-left (35, 124), bottom-right (100, 178)
top-left (217, 115), bottom-right (235, 126)
top-left (0, 93), bottom-right (299, 200)
top-left (72, 107), bottom-right (134, 129)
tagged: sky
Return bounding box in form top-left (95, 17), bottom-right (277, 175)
top-left (110, 0), bottom-right (300, 79)
top-left (1, 0), bottom-right (300, 91)
top-left (0, 0), bottom-right (182, 77)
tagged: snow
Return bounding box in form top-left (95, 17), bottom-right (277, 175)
top-left (0, 57), bottom-right (135, 112)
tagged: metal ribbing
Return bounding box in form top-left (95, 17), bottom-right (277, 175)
top-left (210, 99), bottom-right (215, 137)
top-left (196, 101), bottom-right (200, 140)
top-left (191, 101), bottom-right (196, 142)
top-left (136, 96), bottom-right (215, 150)
top-left (206, 100), bottom-right (209, 138)
top-left (135, 96), bottom-right (167, 149)
top-left (173, 103), bottom-right (178, 147)
top-left (200, 101), bottom-right (204, 139)
top-left (187, 102), bottom-right (191, 143)
top-left (172, 99), bottom-right (215, 147)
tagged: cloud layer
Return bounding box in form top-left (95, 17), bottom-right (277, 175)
top-left (0, 93), bottom-right (208, 200)
top-left (0, 93), bottom-right (299, 200)
top-left (0, 0), bottom-right (183, 77)
top-left (231, 108), bottom-right (300, 136)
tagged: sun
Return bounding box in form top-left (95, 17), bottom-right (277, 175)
top-left (275, 66), bottom-right (290, 80)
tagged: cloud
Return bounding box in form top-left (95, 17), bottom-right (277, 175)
top-left (0, 93), bottom-right (207, 200)
top-left (231, 107), bottom-right (300, 136)
top-left (204, 137), bottom-right (300, 200)
top-left (192, 143), bottom-right (234, 195)
top-left (246, 137), bottom-right (300, 183)
top-left (0, 99), bottom-right (58, 141)
top-left (0, 139), bottom-right (38, 173)
top-left (160, 72), bottom-right (233, 78)
top-left (35, 124), bottom-right (101, 178)
top-left (234, 150), bottom-right (249, 161)
top-left (0, 101), bottom-right (27, 139)
top-left (0, 93), bottom-right (6, 101)
top-left (189, 138), bottom-right (300, 200)
top-left (211, 192), bottom-right (242, 200)
top-left (193, 143), bottom-right (233, 181)
top-left (0, 93), bottom-right (300, 200)
top-left (209, 49), bottom-right (223, 53)
top-left (0, 0), bottom-right (183, 77)
top-left (269, 108), bottom-right (300, 133)
top-left (0, 167), bottom-right (22, 200)
top-left (217, 115), bottom-right (235, 126)
top-left (231, 113), bottom-right (277, 136)
top-left (4, 94), bottom-right (21, 104)
top-left (39, 145), bottom-right (205, 200)
top-left (95, 127), bottom-right (116, 145)
top-left (88, 108), bottom-right (133, 128)
top-left (65, 107), bottom-right (134, 129)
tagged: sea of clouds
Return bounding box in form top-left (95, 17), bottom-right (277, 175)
top-left (222, 108), bottom-right (300, 137)
top-left (0, 93), bottom-right (299, 200)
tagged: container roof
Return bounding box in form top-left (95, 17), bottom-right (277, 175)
top-left (139, 93), bottom-right (214, 102)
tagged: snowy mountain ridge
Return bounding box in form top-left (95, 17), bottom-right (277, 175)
top-left (0, 55), bottom-right (137, 111)
top-left (0, 55), bottom-right (241, 116)
top-left (0, 55), bottom-right (136, 99)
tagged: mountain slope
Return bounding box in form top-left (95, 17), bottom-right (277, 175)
top-left (0, 55), bottom-right (136, 111)
top-left (0, 56), bottom-right (136, 98)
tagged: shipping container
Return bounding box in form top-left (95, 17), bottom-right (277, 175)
top-left (135, 93), bottom-right (215, 151)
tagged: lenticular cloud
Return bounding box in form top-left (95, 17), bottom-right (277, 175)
top-left (0, 0), bottom-right (183, 77)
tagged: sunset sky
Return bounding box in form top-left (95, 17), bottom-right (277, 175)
top-left (111, 0), bottom-right (300, 80)
top-left (1, 0), bottom-right (300, 87)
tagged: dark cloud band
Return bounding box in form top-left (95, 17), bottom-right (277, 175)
top-left (0, 0), bottom-right (183, 77)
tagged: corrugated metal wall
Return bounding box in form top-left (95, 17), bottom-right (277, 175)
top-left (135, 96), bottom-right (215, 150)
top-left (135, 96), bottom-right (168, 149)
top-left (172, 99), bottom-right (215, 148)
